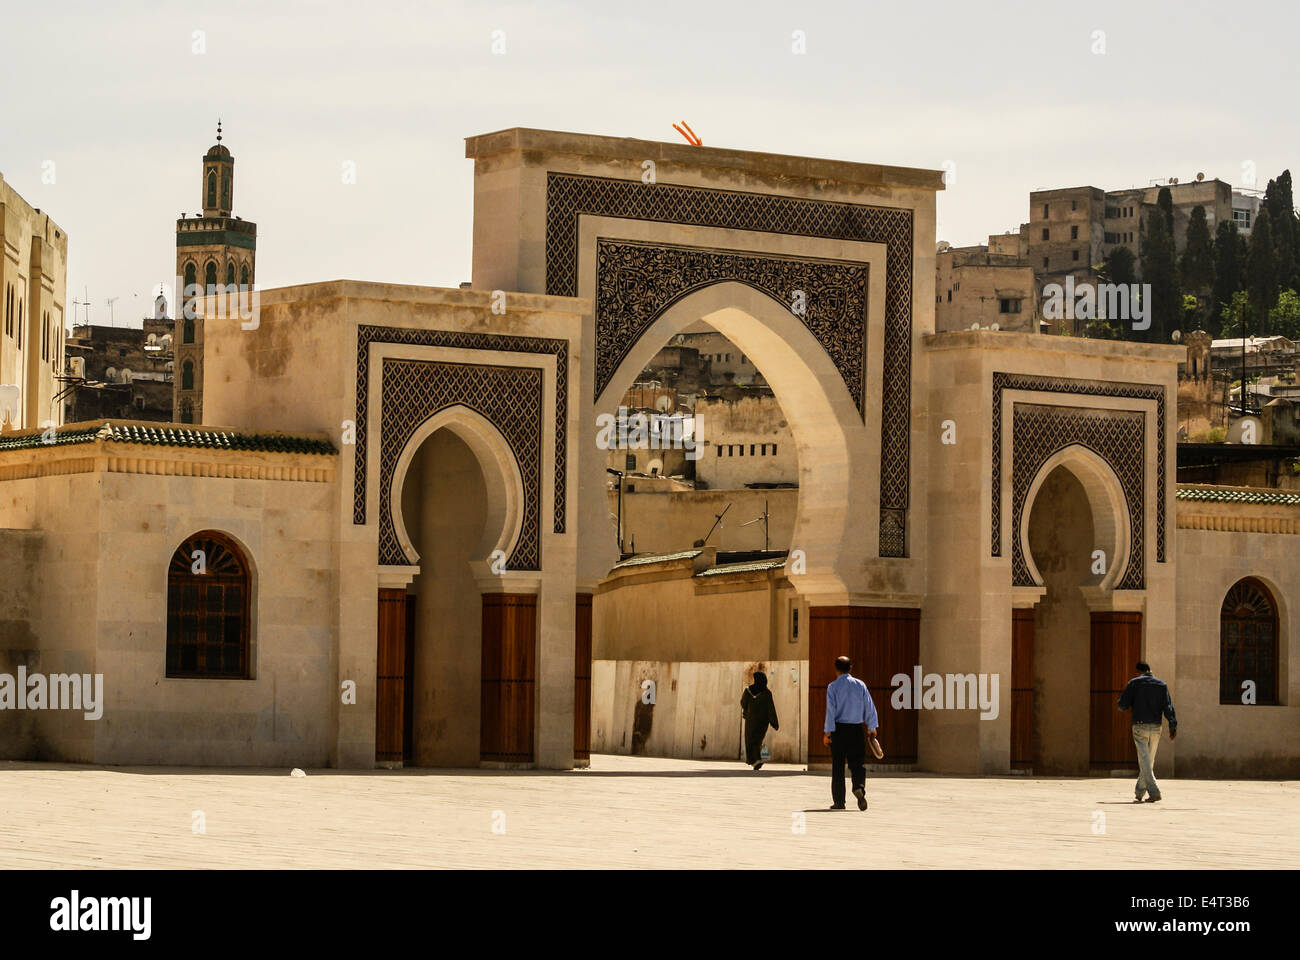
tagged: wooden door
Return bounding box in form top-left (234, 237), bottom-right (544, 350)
top-left (1010, 608), bottom-right (1034, 770)
top-left (480, 593), bottom-right (537, 764)
top-left (574, 593), bottom-right (593, 763)
top-left (1089, 611), bottom-right (1142, 770)
top-left (401, 594), bottom-right (416, 765)
top-left (375, 588), bottom-right (407, 764)
top-left (808, 606), bottom-right (919, 766)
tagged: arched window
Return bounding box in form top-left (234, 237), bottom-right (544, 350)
top-left (1221, 578), bottom-right (1279, 705)
top-left (183, 316), bottom-right (195, 344)
top-left (239, 264), bottom-right (249, 289)
top-left (182, 359), bottom-right (194, 391)
top-left (166, 531), bottom-right (251, 679)
top-left (207, 171), bottom-right (216, 209)
top-left (184, 262), bottom-right (197, 294)
top-left (204, 261), bottom-right (218, 293)
top-left (226, 263), bottom-right (236, 288)
top-left (222, 171), bottom-right (231, 208)
top-left (16, 299), bottom-right (21, 348)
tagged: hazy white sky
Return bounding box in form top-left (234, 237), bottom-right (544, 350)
top-left (2, 0), bottom-right (1296, 328)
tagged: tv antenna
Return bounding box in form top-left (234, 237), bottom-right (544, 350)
top-left (693, 502), bottom-right (731, 548)
top-left (740, 498), bottom-right (772, 552)
top-left (105, 297), bottom-right (119, 326)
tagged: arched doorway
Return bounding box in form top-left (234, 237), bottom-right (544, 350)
top-left (584, 281), bottom-right (867, 604)
top-left (1019, 447), bottom-right (1136, 775)
top-left (382, 406), bottom-right (532, 768)
top-left (581, 281), bottom-right (909, 767)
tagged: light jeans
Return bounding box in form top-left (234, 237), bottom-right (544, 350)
top-left (1132, 722), bottom-right (1163, 800)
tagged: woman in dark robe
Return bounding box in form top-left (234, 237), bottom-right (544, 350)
top-left (740, 670), bottom-right (779, 769)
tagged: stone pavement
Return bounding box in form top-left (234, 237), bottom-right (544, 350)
top-left (1, 755), bottom-right (1294, 869)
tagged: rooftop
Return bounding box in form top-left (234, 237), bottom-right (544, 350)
top-left (0, 421), bottom-right (336, 456)
top-left (465, 127), bottom-right (946, 192)
top-left (1176, 484), bottom-right (1300, 506)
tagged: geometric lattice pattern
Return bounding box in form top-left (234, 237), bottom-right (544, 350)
top-left (354, 324), bottom-right (567, 536)
top-left (1010, 404), bottom-right (1145, 589)
top-left (593, 239), bottom-right (869, 411)
top-left (991, 372), bottom-right (1166, 566)
top-left (546, 173), bottom-right (914, 556)
top-left (377, 359), bottom-right (543, 571)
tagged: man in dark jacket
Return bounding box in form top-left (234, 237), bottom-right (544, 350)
top-left (1118, 661), bottom-right (1178, 803)
top-left (740, 671), bottom-right (779, 770)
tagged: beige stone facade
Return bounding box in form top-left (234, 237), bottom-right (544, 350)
top-left (694, 395), bottom-right (796, 488)
top-left (0, 128), bottom-right (1294, 780)
top-left (0, 173), bottom-right (67, 430)
top-left (935, 240), bottom-right (1040, 334)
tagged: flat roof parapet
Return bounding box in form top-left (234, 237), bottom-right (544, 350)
top-left (465, 127), bottom-right (945, 192)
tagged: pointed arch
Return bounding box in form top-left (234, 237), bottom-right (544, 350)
top-left (1020, 444), bottom-right (1130, 592)
top-left (389, 404), bottom-right (527, 571)
top-left (590, 281), bottom-right (867, 599)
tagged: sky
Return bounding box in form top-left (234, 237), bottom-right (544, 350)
top-left (1, 0), bottom-right (1296, 329)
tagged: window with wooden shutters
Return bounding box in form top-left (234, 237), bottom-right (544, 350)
top-left (166, 531), bottom-right (252, 679)
top-left (1220, 578), bottom-right (1279, 705)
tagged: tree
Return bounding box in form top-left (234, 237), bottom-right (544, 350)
top-left (1263, 171), bottom-right (1299, 290)
top-left (1212, 221), bottom-right (1242, 336)
top-left (1106, 245), bottom-right (1138, 286)
top-left (1180, 205), bottom-right (1215, 298)
top-left (1219, 290), bottom-right (1250, 338)
top-left (1083, 318), bottom-right (1120, 340)
top-left (1140, 189), bottom-right (1181, 342)
top-left (1246, 208), bottom-right (1280, 333)
top-left (1269, 288), bottom-right (1300, 341)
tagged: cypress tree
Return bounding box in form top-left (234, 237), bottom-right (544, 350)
top-left (1263, 171), bottom-right (1298, 290)
top-left (1180, 205), bottom-right (1215, 299)
top-left (1246, 208), bottom-right (1279, 334)
top-left (1107, 245), bottom-right (1138, 286)
top-left (1212, 221), bottom-right (1241, 336)
top-left (1141, 189), bottom-right (1180, 342)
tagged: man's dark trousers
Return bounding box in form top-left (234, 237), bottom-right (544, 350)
top-left (830, 722), bottom-right (867, 806)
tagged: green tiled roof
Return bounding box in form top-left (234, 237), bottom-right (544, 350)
top-left (611, 549), bottom-right (702, 570)
top-left (1176, 486), bottom-right (1300, 505)
top-left (695, 558), bottom-right (787, 577)
top-left (0, 422), bottom-right (336, 455)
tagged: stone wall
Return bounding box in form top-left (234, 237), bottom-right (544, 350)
top-left (590, 658), bottom-right (808, 763)
top-left (0, 438), bottom-right (339, 766)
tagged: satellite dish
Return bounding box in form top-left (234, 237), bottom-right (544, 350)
top-left (990, 323), bottom-right (1000, 331)
top-left (970, 322), bottom-right (980, 330)
top-left (1172, 330), bottom-right (1183, 343)
top-left (1196, 172), bottom-right (1205, 181)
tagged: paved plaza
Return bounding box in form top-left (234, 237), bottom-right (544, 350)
top-left (1, 755), bottom-right (1294, 869)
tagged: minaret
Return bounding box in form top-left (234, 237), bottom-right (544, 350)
top-left (173, 121), bottom-right (257, 424)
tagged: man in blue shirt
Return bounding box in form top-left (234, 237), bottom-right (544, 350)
top-left (823, 655), bottom-right (879, 810)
